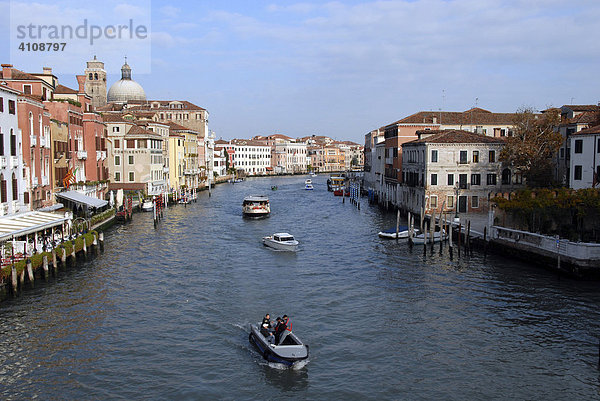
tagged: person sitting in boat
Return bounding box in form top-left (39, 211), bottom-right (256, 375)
top-left (274, 317), bottom-right (287, 345)
top-left (260, 313), bottom-right (272, 338)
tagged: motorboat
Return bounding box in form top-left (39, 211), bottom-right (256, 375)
top-left (377, 225), bottom-right (422, 239)
top-left (271, 186), bottom-right (278, 191)
top-left (141, 199), bottom-right (153, 212)
top-left (249, 323), bottom-right (309, 366)
top-left (305, 183), bottom-right (314, 190)
top-left (310, 172), bottom-right (317, 177)
top-left (228, 178), bottom-right (244, 183)
top-left (262, 233), bottom-right (299, 251)
top-left (410, 230), bottom-right (446, 244)
top-left (305, 179), bottom-right (312, 185)
top-left (243, 195), bottom-right (270, 218)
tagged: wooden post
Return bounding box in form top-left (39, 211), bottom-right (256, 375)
top-left (11, 265), bottom-right (18, 295)
top-left (449, 218), bottom-right (453, 259)
top-left (19, 269), bottom-right (25, 288)
top-left (467, 221), bottom-right (471, 256)
top-left (342, 188), bottom-right (345, 203)
top-left (71, 241), bottom-right (76, 263)
top-left (42, 255), bottom-right (49, 279)
top-left (458, 223), bottom-right (462, 257)
top-left (424, 219), bottom-right (428, 256)
top-left (99, 232), bottom-right (104, 251)
top-left (52, 250), bottom-right (58, 274)
top-left (430, 211), bottom-right (436, 252)
top-left (82, 237), bottom-right (87, 255)
top-left (483, 226), bottom-right (488, 256)
top-left (396, 209), bottom-right (400, 242)
top-left (93, 233), bottom-right (98, 254)
top-left (61, 247), bottom-right (66, 265)
top-left (26, 259), bottom-right (34, 285)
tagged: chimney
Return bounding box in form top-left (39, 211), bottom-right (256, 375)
top-left (43, 67), bottom-right (52, 75)
top-left (76, 75), bottom-right (85, 92)
top-left (1, 64), bottom-right (13, 79)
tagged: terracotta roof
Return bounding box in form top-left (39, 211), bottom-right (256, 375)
top-left (564, 110), bottom-right (600, 125)
top-left (561, 105), bottom-right (600, 112)
top-left (167, 121), bottom-right (195, 131)
top-left (96, 103), bottom-right (124, 112)
top-left (101, 113), bottom-right (130, 123)
top-left (125, 125), bottom-right (162, 139)
top-left (390, 108), bottom-right (516, 126)
top-left (55, 84), bottom-right (78, 94)
top-left (231, 139), bottom-right (269, 147)
top-left (0, 67), bottom-right (40, 81)
top-left (405, 129), bottom-right (505, 145)
top-left (18, 93), bottom-right (44, 103)
top-left (126, 99), bottom-right (206, 111)
top-left (573, 125), bottom-right (600, 135)
top-left (214, 139), bottom-right (230, 145)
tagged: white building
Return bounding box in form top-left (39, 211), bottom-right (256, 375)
top-left (363, 128), bottom-right (385, 193)
top-left (0, 85), bottom-right (26, 216)
top-left (569, 125), bottom-right (600, 189)
top-left (231, 140), bottom-right (271, 175)
top-left (400, 130), bottom-right (521, 215)
top-left (272, 141), bottom-right (307, 174)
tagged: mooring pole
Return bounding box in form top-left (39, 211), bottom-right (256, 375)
top-left (396, 209), bottom-right (400, 242)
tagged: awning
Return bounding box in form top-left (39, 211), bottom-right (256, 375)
top-left (266, 167), bottom-right (273, 171)
top-left (0, 211), bottom-right (69, 241)
top-left (56, 190), bottom-right (108, 208)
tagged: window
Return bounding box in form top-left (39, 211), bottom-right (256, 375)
top-left (114, 139), bottom-right (120, 149)
top-left (430, 174), bottom-right (437, 185)
top-left (115, 155), bottom-right (120, 166)
top-left (459, 150), bottom-right (468, 164)
top-left (459, 174), bottom-right (468, 189)
top-left (115, 172), bottom-right (120, 182)
top-left (487, 173), bottom-right (497, 185)
top-left (431, 150), bottom-right (438, 163)
top-left (597, 139), bottom-right (600, 153)
top-left (0, 97), bottom-right (3, 112)
top-left (128, 155), bottom-right (134, 164)
top-left (447, 173), bottom-right (454, 186)
top-left (488, 150), bottom-right (496, 163)
top-left (113, 126), bottom-right (120, 132)
top-left (447, 195), bottom-right (454, 208)
top-left (129, 172), bottom-right (134, 182)
top-left (8, 100), bottom-right (15, 115)
top-left (430, 195), bottom-right (438, 209)
top-left (0, 175), bottom-right (5, 203)
top-left (574, 139), bottom-right (583, 154)
top-left (10, 129), bottom-right (16, 156)
top-left (23, 85), bottom-right (32, 95)
top-left (472, 151), bottom-right (479, 163)
top-left (574, 165), bottom-right (582, 180)
top-left (471, 174), bottom-right (481, 185)
top-left (472, 196), bottom-right (479, 208)
top-left (12, 173), bottom-right (17, 201)
top-left (560, 148), bottom-right (564, 158)
top-left (127, 140), bottom-right (135, 149)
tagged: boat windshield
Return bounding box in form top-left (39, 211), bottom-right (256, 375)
top-left (278, 236), bottom-right (294, 242)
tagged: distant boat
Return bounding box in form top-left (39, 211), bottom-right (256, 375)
top-left (305, 183), bottom-right (314, 190)
top-left (410, 230), bottom-right (446, 244)
top-left (378, 226), bottom-right (416, 239)
top-left (271, 186), bottom-right (278, 191)
top-left (141, 199), bottom-right (153, 212)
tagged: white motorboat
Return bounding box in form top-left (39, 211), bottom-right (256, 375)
top-left (410, 230), bottom-right (446, 244)
top-left (262, 233), bottom-right (299, 251)
top-left (141, 199), bottom-right (153, 212)
top-left (305, 183), bottom-right (314, 190)
top-left (378, 225), bottom-right (421, 239)
top-left (243, 195), bottom-right (270, 218)
top-left (305, 179), bottom-right (312, 185)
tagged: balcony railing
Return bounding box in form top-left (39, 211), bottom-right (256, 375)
top-left (77, 150), bottom-right (88, 160)
top-left (10, 156), bottom-right (18, 168)
top-left (11, 200), bottom-right (18, 213)
top-left (0, 203), bottom-right (8, 216)
top-left (42, 175), bottom-right (49, 186)
top-left (0, 156), bottom-right (6, 168)
top-left (30, 135), bottom-right (37, 147)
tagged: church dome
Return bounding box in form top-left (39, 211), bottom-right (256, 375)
top-left (107, 61), bottom-right (146, 103)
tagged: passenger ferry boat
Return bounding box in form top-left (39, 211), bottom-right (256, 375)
top-left (242, 195), bottom-right (270, 218)
top-left (327, 174), bottom-right (346, 192)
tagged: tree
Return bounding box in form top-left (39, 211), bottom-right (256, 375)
top-left (351, 156), bottom-right (359, 166)
top-left (500, 107), bottom-right (562, 187)
top-left (224, 149), bottom-right (229, 170)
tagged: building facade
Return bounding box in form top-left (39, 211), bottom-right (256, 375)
top-left (569, 125), bottom-right (600, 190)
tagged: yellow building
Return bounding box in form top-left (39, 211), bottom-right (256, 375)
top-left (168, 132), bottom-right (185, 191)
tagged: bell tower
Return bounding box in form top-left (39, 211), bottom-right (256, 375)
top-left (84, 55), bottom-right (107, 108)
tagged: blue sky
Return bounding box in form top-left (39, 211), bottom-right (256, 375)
top-left (2, 0), bottom-right (600, 143)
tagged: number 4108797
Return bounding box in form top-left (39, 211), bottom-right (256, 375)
top-left (18, 42), bottom-right (66, 51)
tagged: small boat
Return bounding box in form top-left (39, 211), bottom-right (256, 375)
top-left (305, 183), bottom-right (314, 190)
top-left (310, 172), bottom-right (317, 177)
top-left (141, 199), bottom-right (154, 212)
top-left (378, 225), bottom-right (422, 239)
top-left (305, 179), bottom-right (312, 185)
top-left (243, 195), bottom-right (270, 218)
top-left (249, 323), bottom-right (309, 366)
top-left (228, 178), bottom-right (244, 183)
top-left (410, 230), bottom-right (446, 244)
top-left (271, 186), bottom-right (278, 191)
top-left (262, 233), bottom-right (299, 251)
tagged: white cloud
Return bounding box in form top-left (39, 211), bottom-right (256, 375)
top-left (159, 5), bottom-right (179, 19)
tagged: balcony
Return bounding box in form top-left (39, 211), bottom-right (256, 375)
top-left (10, 156), bottom-right (18, 169)
top-left (40, 136), bottom-right (50, 148)
top-left (42, 175), bottom-right (49, 186)
top-left (32, 176), bottom-right (39, 186)
top-left (0, 156), bottom-right (6, 168)
top-left (77, 150), bottom-right (88, 160)
top-left (0, 203), bottom-right (8, 216)
top-left (30, 135), bottom-right (37, 147)
top-left (11, 200), bottom-right (19, 213)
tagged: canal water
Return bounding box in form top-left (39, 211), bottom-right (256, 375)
top-left (1, 175), bottom-right (600, 400)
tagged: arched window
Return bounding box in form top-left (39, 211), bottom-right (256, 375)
top-left (0, 174), bottom-right (6, 203)
top-left (11, 173), bottom-right (17, 201)
top-left (502, 168), bottom-right (511, 185)
top-left (94, 73), bottom-right (98, 80)
top-left (89, 73), bottom-right (93, 80)
top-left (10, 129), bottom-right (16, 156)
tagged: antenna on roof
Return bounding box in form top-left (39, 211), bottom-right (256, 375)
top-left (570, 97), bottom-right (575, 104)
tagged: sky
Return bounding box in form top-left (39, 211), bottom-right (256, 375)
top-left (1, 0), bottom-right (600, 143)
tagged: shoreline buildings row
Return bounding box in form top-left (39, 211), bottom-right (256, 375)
top-left (0, 56), bottom-right (364, 219)
top-left (363, 105), bottom-right (600, 215)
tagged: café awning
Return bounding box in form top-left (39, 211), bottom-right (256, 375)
top-left (0, 211), bottom-right (69, 241)
top-left (56, 190), bottom-right (108, 209)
